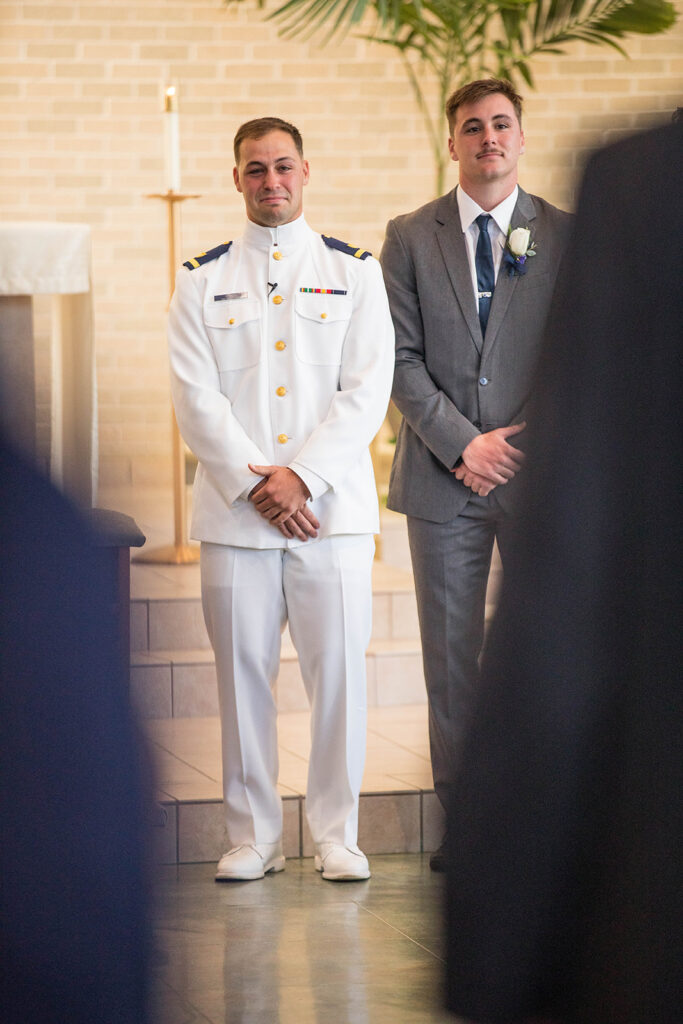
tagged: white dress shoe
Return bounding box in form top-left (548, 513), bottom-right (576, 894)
top-left (314, 843), bottom-right (371, 881)
top-left (215, 841), bottom-right (285, 881)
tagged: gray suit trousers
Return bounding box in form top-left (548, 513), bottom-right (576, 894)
top-left (407, 494), bottom-right (516, 810)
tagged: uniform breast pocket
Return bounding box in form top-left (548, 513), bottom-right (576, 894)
top-left (203, 299), bottom-right (261, 370)
top-left (295, 293), bottom-right (352, 366)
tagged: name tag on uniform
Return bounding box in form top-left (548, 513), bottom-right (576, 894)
top-left (214, 292), bottom-right (248, 301)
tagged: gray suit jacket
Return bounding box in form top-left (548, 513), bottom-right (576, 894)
top-left (381, 186), bottom-right (572, 522)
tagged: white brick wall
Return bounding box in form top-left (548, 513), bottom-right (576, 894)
top-left (2, 0), bottom-right (681, 485)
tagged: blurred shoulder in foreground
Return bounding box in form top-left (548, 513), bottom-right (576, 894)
top-left (0, 437), bottom-right (151, 1023)
top-left (445, 121), bottom-right (683, 1024)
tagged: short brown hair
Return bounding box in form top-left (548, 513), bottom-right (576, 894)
top-left (233, 117), bottom-right (304, 164)
top-left (446, 79), bottom-right (523, 134)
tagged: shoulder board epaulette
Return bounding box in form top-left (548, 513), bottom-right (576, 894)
top-left (183, 241), bottom-right (232, 270)
top-left (322, 235), bottom-right (371, 260)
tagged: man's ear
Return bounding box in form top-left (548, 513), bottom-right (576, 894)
top-left (448, 136), bottom-right (459, 164)
top-left (233, 166), bottom-right (242, 193)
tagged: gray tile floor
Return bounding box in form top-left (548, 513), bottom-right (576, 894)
top-left (151, 855), bottom-right (462, 1023)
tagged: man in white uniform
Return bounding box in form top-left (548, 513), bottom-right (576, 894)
top-left (168, 117), bottom-right (394, 882)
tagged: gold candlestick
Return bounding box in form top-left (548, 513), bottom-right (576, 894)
top-left (133, 189), bottom-right (201, 565)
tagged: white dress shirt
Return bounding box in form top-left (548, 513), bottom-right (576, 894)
top-left (168, 214), bottom-right (395, 548)
top-left (456, 185), bottom-right (519, 308)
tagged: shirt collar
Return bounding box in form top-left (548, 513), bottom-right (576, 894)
top-left (242, 213), bottom-right (309, 252)
top-left (457, 185), bottom-right (519, 237)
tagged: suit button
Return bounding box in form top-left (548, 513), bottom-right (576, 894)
top-left (479, 377), bottom-right (489, 386)
top-left (228, 318), bottom-right (235, 325)
top-left (272, 295), bottom-right (283, 305)
top-left (473, 420), bottom-right (482, 428)
top-left (320, 312), bottom-right (328, 319)
top-left (275, 341), bottom-right (286, 351)
top-left (276, 386), bottom-right (286, 397)
top-left (277, 433), bottom-right (288, 444)
top-left (272, 251), bottom-right (282, 260)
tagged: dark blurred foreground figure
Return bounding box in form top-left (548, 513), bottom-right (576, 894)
top-left (0, 437), bottom-right (150, 1023)
top-left (445, 122), bottom-right (682, 1023)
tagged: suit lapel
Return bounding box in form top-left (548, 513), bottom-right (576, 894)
top-left (482, 189), bottom-right (537, 356)
top-left (434, 191), bottom-right (483, 355)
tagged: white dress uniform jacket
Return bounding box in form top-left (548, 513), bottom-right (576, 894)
top-left (168, 215), bottom-right (395, 547)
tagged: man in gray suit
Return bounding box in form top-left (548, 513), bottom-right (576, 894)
top-left (380, 78), bottom-right (572, 869)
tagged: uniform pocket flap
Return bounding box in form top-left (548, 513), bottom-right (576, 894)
top-left (203, 298), bottom-right (261, 330)
top-left (295, 293), bottom-right (352, 324)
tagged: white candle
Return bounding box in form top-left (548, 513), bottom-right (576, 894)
top-left (164, 85), bottom-right (181, 192)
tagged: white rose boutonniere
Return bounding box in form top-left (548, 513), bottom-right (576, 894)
top-left (503, 226), bottom-right (537, 276)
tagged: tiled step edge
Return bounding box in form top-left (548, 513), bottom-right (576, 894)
top-left (131, 638), bottom-right (428, 719)
top-left (131, 586), bottom-right (421, 654)
top-left (152, 790), bottom-right (445, 866)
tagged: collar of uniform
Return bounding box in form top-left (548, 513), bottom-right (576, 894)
top-left (242, 214), bottom-right (309, 253)
top-left (456, 185), bottom-right (519, 237)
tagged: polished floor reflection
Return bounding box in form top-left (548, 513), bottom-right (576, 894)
top-left (151, 854), bottom-right (461, 1023)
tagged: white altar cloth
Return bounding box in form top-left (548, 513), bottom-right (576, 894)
top-left (0, 222), bottom-right (97, 505)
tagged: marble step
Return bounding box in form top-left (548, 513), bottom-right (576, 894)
top-left (130, 559), bottom-right (421, 654)
top-left (130, 557), bottom-right (500, 720)
top-left (153, 787), bottom-right (445, 866)
top-left (146, 706), bottom-right (446, 865)
top-left (131, 636), bottom-right (427, 720)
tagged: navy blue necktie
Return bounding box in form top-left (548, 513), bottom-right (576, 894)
top-left (475, 213), bottom-right (495, 335)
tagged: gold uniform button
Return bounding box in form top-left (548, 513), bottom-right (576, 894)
top-left (272, 294), bottom-right (283, 305)
top-left (228, 318), bottom-right (235, 325)
top-left (272, 251), bottom-right (282, 260)
top-left (277, 433), bottom-right (288, 444)
top-left (276, 386), bottom-right (287, 397)
top-left (275, 340), bottom-right (286, 351)
top-left (320, 312), bottom-right (328, 319)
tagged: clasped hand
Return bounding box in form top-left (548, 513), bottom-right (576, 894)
top-left (248, 464), bottom-right (320, 541)
top-left (452, 423), bottom-right (526, 496)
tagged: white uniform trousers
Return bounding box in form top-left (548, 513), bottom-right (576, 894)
top-left (200, 534), bottom-right (374, 848)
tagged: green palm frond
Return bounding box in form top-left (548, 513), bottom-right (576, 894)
top-left (229, 0), bottom-right (675, 67)
top-left (223, 0), bottom-right (677, 192)
top-left (507, 0), bottom-right (676, 70)
top-left (230, 0), bottom-right (416, 40)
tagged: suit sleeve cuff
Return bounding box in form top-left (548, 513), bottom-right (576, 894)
top-left (444, 424), bottom-right (481, 472)
top-left (289, 462), bottom-right (328, 501)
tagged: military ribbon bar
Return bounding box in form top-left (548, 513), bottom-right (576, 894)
top-left (299, 288), bottom-right (347, 295)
